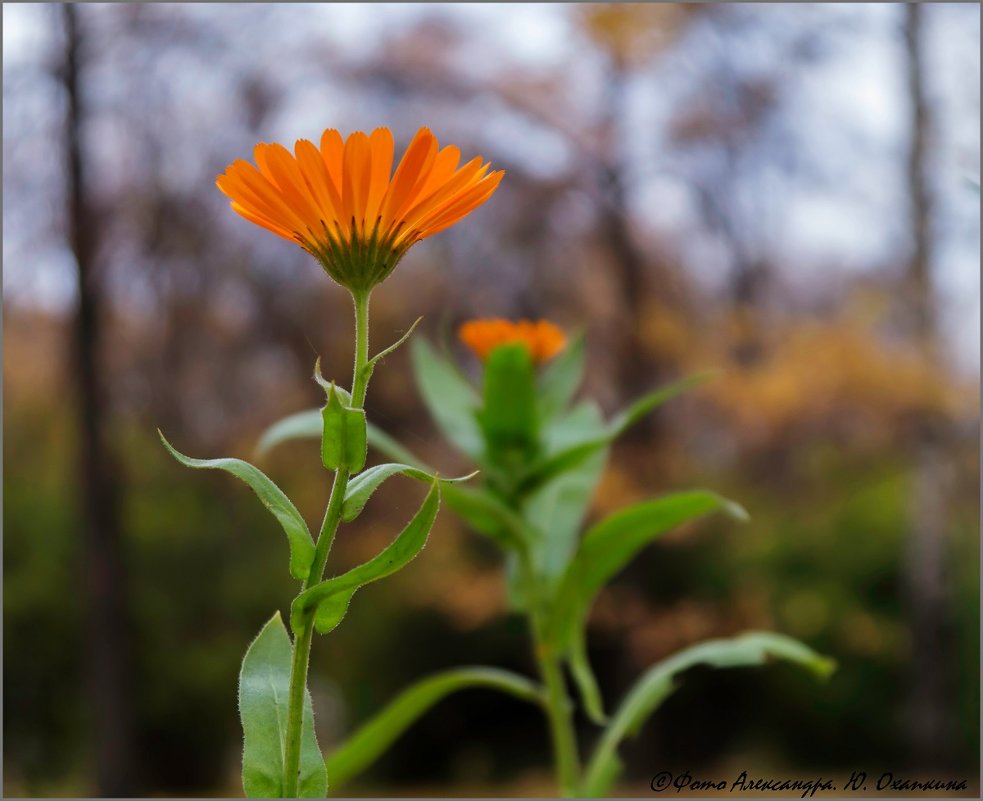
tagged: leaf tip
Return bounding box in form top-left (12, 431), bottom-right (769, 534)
top-left (724, 499), bottom-right (750, 523)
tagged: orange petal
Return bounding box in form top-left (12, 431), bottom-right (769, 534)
top-left (320, 129), bottom-right (345, 195)
top-left (219, 160), bottom-right (309, 235)
top-left (401, 157), bottom-right (487, 233)
top-left (380, 128), bottom-right (437, 231)
top-left (414, 170), bottom-right (503, 240)
top-left (229, 201), bottom-right (296, 242)
top-left (364, 128), bottom-right (394, 226)
top-left (254, 143), bottom-right (322, 233)
top-left (415, 144), bottom-right (461, 203)
top-left (342, 131), bottom-right (372, 233)
top-left (294, 138), bottom-right (344, 233)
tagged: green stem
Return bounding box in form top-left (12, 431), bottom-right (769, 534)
top-left (521, 556), bottom-right (580, 797)
top-left (283, 289), bottom-right (371, 797)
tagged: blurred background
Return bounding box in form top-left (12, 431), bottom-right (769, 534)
top-left (3, 3), bottom-right (979, 797)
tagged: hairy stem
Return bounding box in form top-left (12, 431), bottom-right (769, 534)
top-left (283, 289), bottom-right (371, 797)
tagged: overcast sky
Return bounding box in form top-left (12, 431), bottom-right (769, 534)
top-left (3, 3), bottom-right (979, 371)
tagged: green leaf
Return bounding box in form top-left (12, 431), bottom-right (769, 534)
top-left (582, 632), bottom-right (836, 796)
top-left (443, 484), bottom-right (531, 551)
top-left (342, 463), bottom-right (477, 522)
top-left (321, 385), bottom-right (367, 474)
top-left (569, 624), bottom-right (606, 724)
top-left (256, 410), bottom-right (322, 457)
top-left (517, 372), bottom-right (716, 497)
top-left (576, 490), bottom-right (747, 599)
top-left (311, 358), bottom-right (352, 404)
top-left (365, 316), bottom-right (423, 371)
top-left (292, 481), bottom-right (441, 635)
top-left (551, 491), bottom-right (746, 650)
top-left (524, 402), bottom-right (608, 586)
top-left (410, 337), bottom-right (483, 458)
top-left (255, 407), bottom-right (426, 473)
top-left (537, 331), bottom-right (585, 420)
top-left (478, 343), bottom-right (539, 464)
top-left (239, 612), bottom-right (327, 798)
top-left (608, 371), bottom-right (716, 434)
top-left (159, 431), bottom-right (315, 581)
top-left (365, 423), bottom-right (430, 468)
top-left (326, 667), bottom-right (543, 789)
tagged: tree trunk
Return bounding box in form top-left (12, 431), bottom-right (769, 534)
top-left (62, 5), bottom-right (136, 794)
top-left (901, 2), bottom-right (951, 770)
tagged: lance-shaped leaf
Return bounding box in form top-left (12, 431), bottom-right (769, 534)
top-left (342, 463), bottom-right (477, 522)
top-left (443, 484), bottom-right (532, 551)
top-left (321, 384), bottom-right (367, 474)
top-left (568, 624), bottom-right (606, 725)
top-left (257, 409), bottom-right (323, 457)
top-left (159, 431), bottom-right (315, 581)
top-left (537, 330), bottom-right (585, 421)
top-left (291, 481), bottom-right (441, 635)
top-left (524, 402), bottom-right (608, 587)
top-left (239, 612), bottom-right (327, 798)
top-left (582, 632), bottom-right (836, 797)
top-left (551, 490), bottom-right (747, 651)
top-left (410, 337), bottom-right (483, 458)
top-left (327, 667), bottom-right (544, 789)
top-left (516, 372), bottom-right (716, 496)
top-left (364, 316), bottom-right (422, 373)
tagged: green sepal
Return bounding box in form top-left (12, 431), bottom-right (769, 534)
top-left (478, 343), bottom-right (540, 468)
top-left (320, 383), bottom-right (367, 474)
top-left (291, 480), bottom-right (441, 635)
top-left (239, 612), bottom-right (327, 798)
top-left (159, 431), bottom-right (315, 581)
top-left (342, 463), bottom-right (477, 522)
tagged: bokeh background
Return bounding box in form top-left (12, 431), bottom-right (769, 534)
top-left (3, 3), bottom-right (980, 797)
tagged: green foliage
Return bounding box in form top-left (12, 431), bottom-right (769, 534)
top-left (406, 334), bottom-right (835, 796)
top-left (362, 316), bottom-right (423, 378)
top-left (478, 343), bottom-right (540, 473)
top-left (551, 491), bottom-right (749, 652)
top-left (515, 372), bottom-right (716, 497)
top-left (291, 481), bottom-right (441, 635)
top-left (239, 613), bottom-right (326, 798)
top-left (522, 402), bottom-right (608, 589)
top-left (320, 384), bottom-right (367, 474)
top-left (159, 431), bottom-right (315, 581)
top-left (582, 632), bottom-right (837, 797)
top-left (536, 331), bottom-right (585, 421)
top-left (442, 484), bottom-right (530, 550)
top-left (410, 337), bottom-right (483, 458)
top-left (342, 463), bottom-right (477, 523)
top-left (326, 667), bottom-right (544, 789)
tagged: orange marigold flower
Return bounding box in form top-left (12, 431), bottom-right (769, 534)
top-left (217, 127), bottom-right (504, 292)
top-left (459, 318), bottom-right (567, 365)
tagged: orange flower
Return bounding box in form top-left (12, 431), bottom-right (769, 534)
top-left (217, 127), bottom-right (503, 292)
top-left (459, 318), bottom-right (567, 365)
